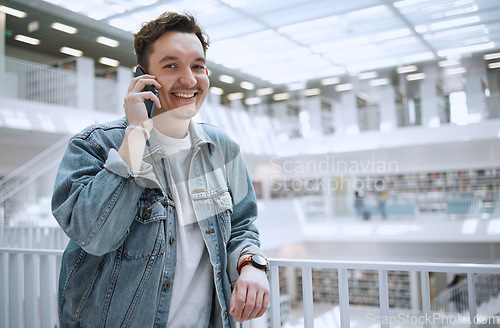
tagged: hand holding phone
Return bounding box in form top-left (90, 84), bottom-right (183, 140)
top-left (134, 66), bottom-right (158, 118)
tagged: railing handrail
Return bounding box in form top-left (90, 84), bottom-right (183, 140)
top-left (3, 249), bottom-right (498, 272)
top-left (0, 247), bottom-right (64, 256)
top-left (269, 258), bottom-right (500, 274)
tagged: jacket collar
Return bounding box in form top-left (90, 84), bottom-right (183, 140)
top-left (188, 119), bottom-right (215, 149)
top-left (135, 118), bottom-right (215, 159)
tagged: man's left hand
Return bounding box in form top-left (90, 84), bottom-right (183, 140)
top-left (229, 265), bottom-right (270, 323)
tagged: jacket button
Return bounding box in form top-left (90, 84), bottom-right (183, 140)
top-left (169, 237), bottom-right (175, 245)
top-left (164, 282), bottom-right (171, 290)
top-left (168, 194), bottom-right (173, 200)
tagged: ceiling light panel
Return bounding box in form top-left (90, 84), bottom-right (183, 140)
top-left (43, 0), bottom-right (144, 20)
top-left (347, 5), bottom-right (388, 20)
top-left (375, 28), bottom-right (412, 41)
top-left (438, 4), bottom-right (478, 19)
top-left (484, 52), bottom-right (500, 60)
top-left (14, 35), bottom-right (40, 45)
top-left (423, 24), bottom-right (489, 40)
top-left (395, 0), bottom-right (466, 15)
top-left (236, 0), bottom-right (311, 15)
top-left (437, 42), bottom-right (495, 57)
top-left (259, 0), bottom-right (340, 27)
top-left (346, 58), bottom-right (398, 73)
top-left (195, 5), bottom-right (235, 26)
top-left (96, 36), bottom-right (119, 47)
top-left (51, 22), bottom-right (78, 34)
top-left (99, 57), bottom-right (120, 67)
top-left (60, 46), bottom-right (82, 57)
top-left (170, 0), bottom-right (221, 16)
top-left (429, 15), bottom-right (480, 31)
top-left (204, 17), bottom-right (262, 41)
top-left (277, 15), bottom-right (342, 36)
top-left (0, 5), bottom-right (27, 18)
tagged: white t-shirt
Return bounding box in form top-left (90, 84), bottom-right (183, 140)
top-left (151, 128), bottom-right (214, 328)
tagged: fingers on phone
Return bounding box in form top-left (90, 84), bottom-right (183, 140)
top-left (135, 77), bottom-right (160, 91)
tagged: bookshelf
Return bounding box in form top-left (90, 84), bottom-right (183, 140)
top-left (265, 167), bottom-right (500, 218)
top-left (380, 167), bottom-right (500, 215)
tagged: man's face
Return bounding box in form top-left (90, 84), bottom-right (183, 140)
top-left (147, 32), bottom-right (209, 118)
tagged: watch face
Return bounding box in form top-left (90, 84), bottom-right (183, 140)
top-left (251, 255), bottom-right (267, 267)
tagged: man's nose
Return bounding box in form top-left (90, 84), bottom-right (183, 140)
top-left (179, 68), bottom-right (197, 88)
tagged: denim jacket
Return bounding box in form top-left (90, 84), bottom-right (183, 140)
top-left (52, 117), bottom-right (264, 327)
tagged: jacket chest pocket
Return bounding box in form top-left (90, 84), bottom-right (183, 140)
top-left (214, 189), bottom-right (233, 243)
top-left (121, 193), bottom-right (174, 260)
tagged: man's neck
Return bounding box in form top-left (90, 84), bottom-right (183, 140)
top-left (153, 114), bottom-right (190, 139)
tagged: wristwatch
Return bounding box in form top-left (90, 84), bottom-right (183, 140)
top-left (237, 254), bottom-right (268, 274)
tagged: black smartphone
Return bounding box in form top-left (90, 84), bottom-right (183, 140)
top-left (134, 66), bottom-right (158, 118)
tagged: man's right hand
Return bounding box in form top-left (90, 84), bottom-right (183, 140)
top-left (123, 73), bottom-right (161, 126)
top-left (118, 74), bottom-right (161, 171)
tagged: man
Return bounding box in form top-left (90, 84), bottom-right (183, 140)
top-left (52, 12), bottom-right (269, 327)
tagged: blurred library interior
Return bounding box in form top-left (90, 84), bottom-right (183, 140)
top-left (1, 0), bottom-right (500, 327)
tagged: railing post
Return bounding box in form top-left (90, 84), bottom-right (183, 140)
top-left (269, 263), bottom-right (281, 328)
top-left (302, 267), bottom-right (314, 328)
top-left (420, 271), bottom-right (431, 328)
top-left (40, 254), bottom-right (57, 328)
top-left (0, 252), bottom-right (8, 327)
top-left (378, 270), bottom-right (390, 328)
top-left (467, 273), bottom-right (478, 328)
top-left (338, 268), bottom-right (350, 328)
top-left (25, 254), bottom-right (40, 328)
top-left (9, 252), bottom-right (24, 327)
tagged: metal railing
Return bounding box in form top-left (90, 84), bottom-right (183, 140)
top-left (432, 274), bottom-right (500, 314)
top-left (487, 93), bottom-right (500, 119)
top-left (0, 248), bottom-right (63, 328)
top-left (1, 56), bottom-right (119, 112)
top-left (94, 75), bottom-right (120, 113)
top-left (2, 248), bottom-right (499, 328)
top-left (2, 56), bottom-right (78, 107)
top-left (0, 226), bottom-right (68, 249)
top-left (268, 259), bottom-right (500, 328)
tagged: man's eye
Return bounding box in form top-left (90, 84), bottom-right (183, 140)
top-left (164, 64), bottom-right (175, 69)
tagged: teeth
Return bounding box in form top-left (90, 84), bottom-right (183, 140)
top-left (173, 93), bottom-right (195, 99)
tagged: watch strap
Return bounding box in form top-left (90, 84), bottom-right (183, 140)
top-left (237, 256), bottom-right (252, 275)
top-left (237, 255), bottom-right (268, 275)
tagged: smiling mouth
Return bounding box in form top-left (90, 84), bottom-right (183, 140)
top-left (172, 92), bottom-right (196, 99)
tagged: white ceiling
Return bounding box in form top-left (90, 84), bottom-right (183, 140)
top-left (38, 0), bottom-right (500, 84)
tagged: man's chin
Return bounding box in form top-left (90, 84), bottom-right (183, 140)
top-left (153, 104), bottom-right (199, 121)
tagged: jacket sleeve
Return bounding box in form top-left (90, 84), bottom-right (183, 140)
top-left (224, 148), bottom-right (266, 284)
top-left (51, 135), bottom-right (144, 256)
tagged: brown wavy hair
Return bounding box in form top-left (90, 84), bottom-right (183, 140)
top-left (133, 12), bottom-right (210, 70)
